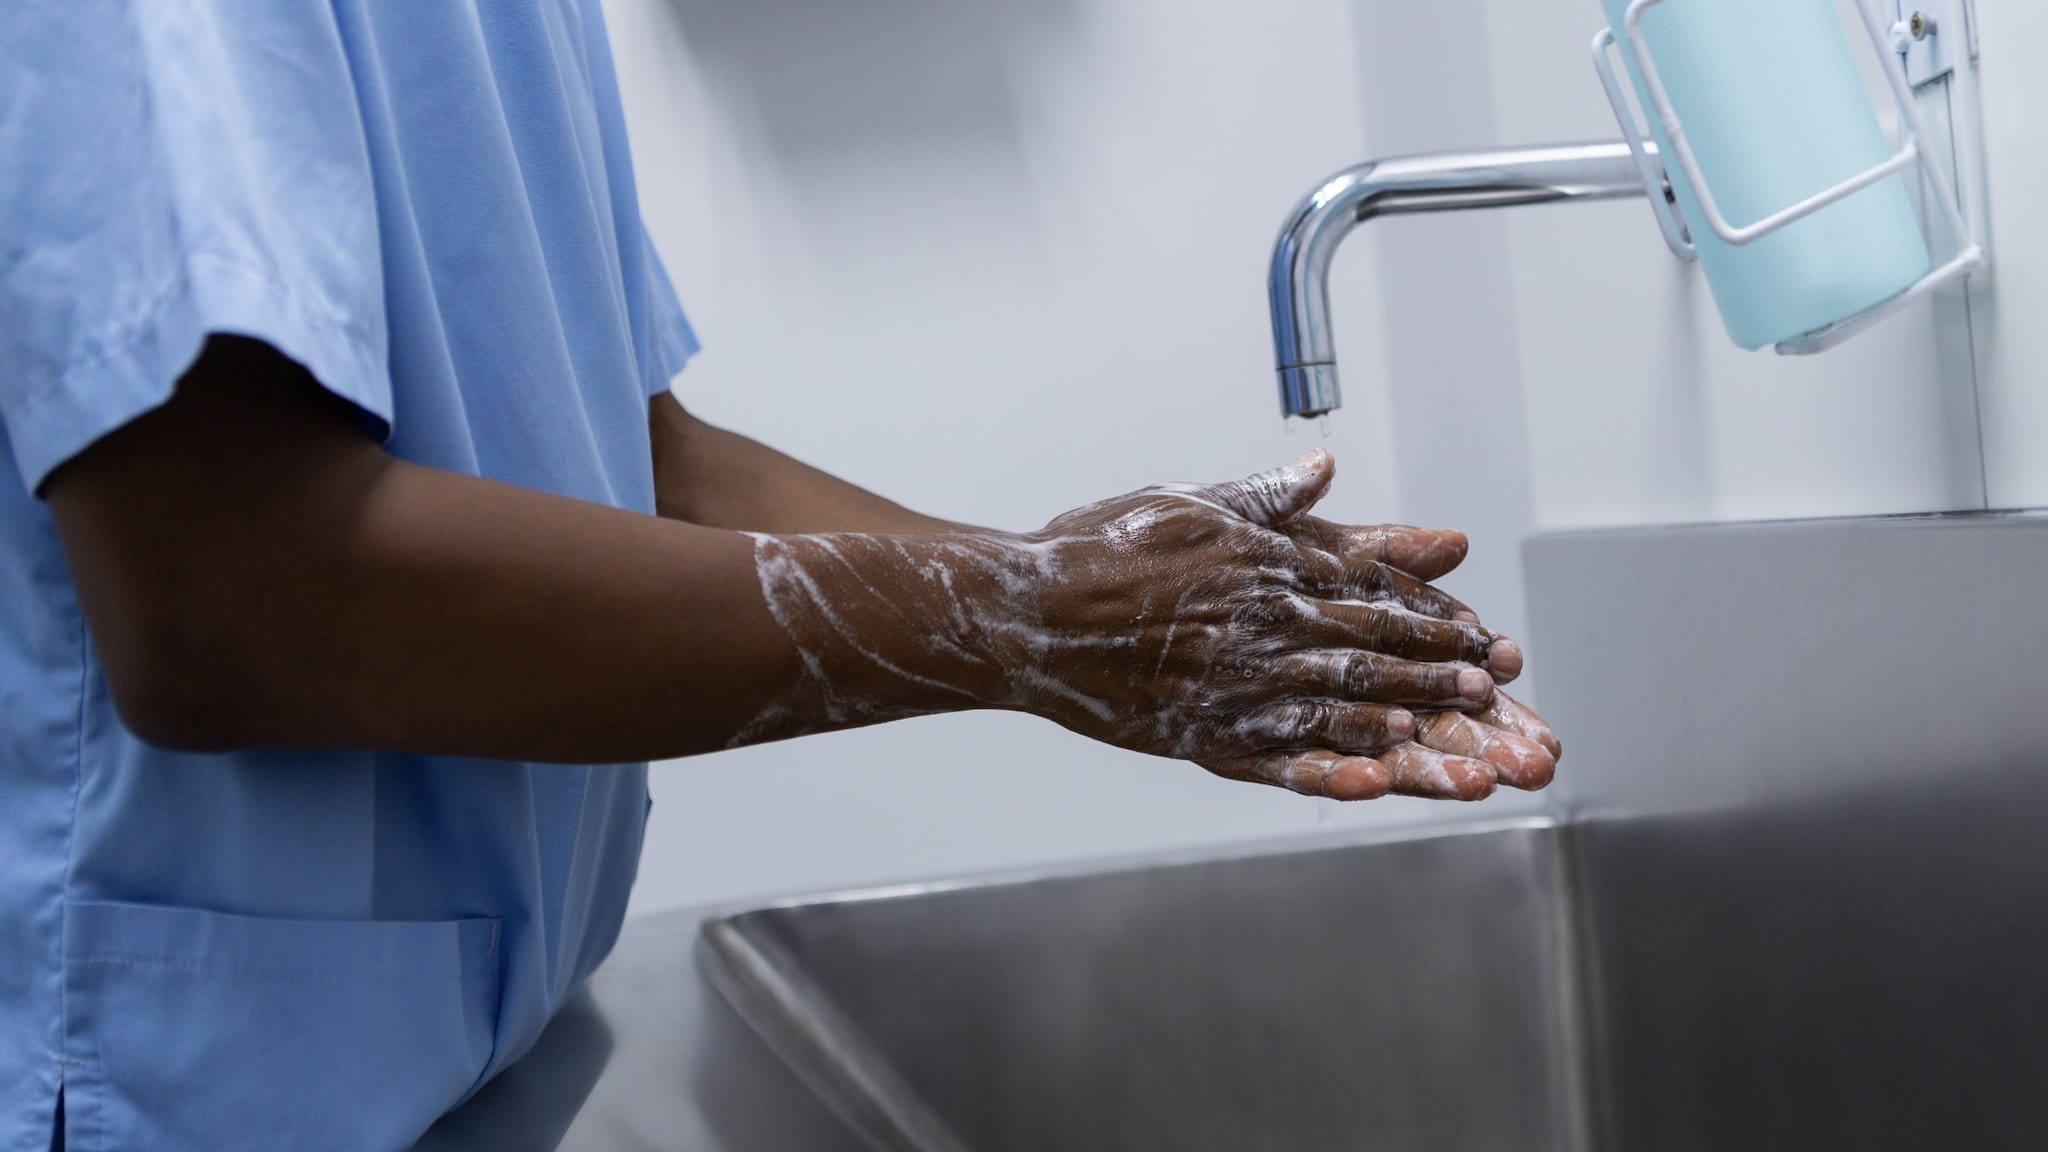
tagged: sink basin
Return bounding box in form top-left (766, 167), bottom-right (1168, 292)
top-left (692, 514), bottom-right (2048, 1152)
top-left (403, 514), bottom-right (2048, 1151)
top-left (700, 819), bottom-right (1584, 1152)
top-left (702, 781), bottom-right (2048, 1152)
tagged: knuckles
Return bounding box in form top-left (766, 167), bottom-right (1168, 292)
top-left (1348, 560), bottom-right (1396, 598)
top-left (1229, 588), bottom-right (1302, 632)
top-left (1277, 701), bottom-right (1330, 744)
top-left (1338, 650), bottom-right (1385, 697)
top-left (1235, 528), bottom-right (1303, 571)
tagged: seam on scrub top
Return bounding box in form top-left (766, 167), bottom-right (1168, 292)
top-left (19, 262), bottom-right (188, 408)
top-left (58, 572), bottom-right (94, 1077)
top-left (73, 953), bottom-right (487, 984)
top-left (184, 248), bottom-right (379, 353)
top-left (22, 247), bottom-right (379, 411)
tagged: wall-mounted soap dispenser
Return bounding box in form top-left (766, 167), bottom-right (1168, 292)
top-left (1592, 0), bottom-right (1983, 354)
top-left (1268, 0), bottom-right (1986, 419)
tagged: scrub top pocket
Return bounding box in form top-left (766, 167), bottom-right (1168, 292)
top-left (61, 900), bottom-right (502, 1152)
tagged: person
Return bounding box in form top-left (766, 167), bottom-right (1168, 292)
top-left (0, 3), bottom-right (1558, 1149)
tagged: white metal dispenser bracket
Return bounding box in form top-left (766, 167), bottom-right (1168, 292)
top-left (1590, 0), bottom-right (1986, 356)
top-left (1890, 0), bottom-right (1976, 86)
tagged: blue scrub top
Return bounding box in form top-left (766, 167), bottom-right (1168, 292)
top-left (0, 3), bottom-right (700, 1149)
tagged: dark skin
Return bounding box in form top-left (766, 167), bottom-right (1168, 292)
top-left (45, 336), bottom-right (1556, 798)
top-left (649, 390), bottom-right (976, 535)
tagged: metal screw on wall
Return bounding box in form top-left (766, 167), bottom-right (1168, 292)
top-left (1891, 11), bottom-right (1937, 54)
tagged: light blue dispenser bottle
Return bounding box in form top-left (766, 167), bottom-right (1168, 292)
top-left (1599, 0), bottom-right (1930, 349)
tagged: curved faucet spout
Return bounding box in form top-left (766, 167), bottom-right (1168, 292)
top-left (1268, 141), bottom-right (1649, 419)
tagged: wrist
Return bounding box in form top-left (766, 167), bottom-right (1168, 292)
top-left (746, 530), bottom-right (1046, 723)
top-left (909, 529), bottom-right (1053, 711)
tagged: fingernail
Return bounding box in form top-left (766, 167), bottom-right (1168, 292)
top-left (1450, 757), bottom-right (1499, 801)
top-left (1457, 667), bottom-right (1492, 700)
top-left (1488, 639), bottom-right (1523, 680)
top-left (1454, 610), bottom-right (1480, 624)
top-left (1478, 730), bottom-right (1548, 780)
top-left (1285, 449), bottom-right (1330, 484)
top-left (1387, 708), bottom-right (1415, 740)
top-left (1327, 758), bottom-right (1392, 801)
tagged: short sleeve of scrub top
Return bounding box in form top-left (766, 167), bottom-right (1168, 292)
top-left (0, 3), bottom-right (698, 1150)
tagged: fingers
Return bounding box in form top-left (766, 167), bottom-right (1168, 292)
top-left (1473, 690), bottom-right (1561, 760)
top-left (1487, 638), bottom-right (1524, 682)
top-left (1291, 549), bottom-right (1475, 623)
top-left (1275, 649), bottom-right (1495, 709)
top-left (1413, 710), bottom-right (1555, 791)
top-left (1294, 598), bottom-right (1508, 673)
top-left (1234, 699), bottom-right (1415, 754)
top-left (1201, 740), bottom-right (1499, 801)
top-left (1296, 518), bottom-right (1470, 583)
top-left (1204, 748), bottom-right (1395, 801)
top-left (1197, 692), bottom-right (1545, 805)
top-left (1378, 742), bottom-right (1497, 801)
top-left (1275, 541), bottom-right (1523, 683)
top-left (1203, 451), bottom-right (1335, 528)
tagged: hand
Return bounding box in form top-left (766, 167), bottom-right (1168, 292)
top-left (995, 450), bottom-right (1513, 748)
top-left (1170, 460), bottom-right (1559, 801)
top-left (1361, 690), bottom-right (1561, 800)
top-left (1264, 514), bottom-right (1556, 799)
top-left (1212, 690), bottom-right (1557, 802)
top-left (742, 451), bottom-right (1547, 799)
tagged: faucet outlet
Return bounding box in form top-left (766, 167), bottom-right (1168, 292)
top-left (1267, 143), bottom-right (1646, 419)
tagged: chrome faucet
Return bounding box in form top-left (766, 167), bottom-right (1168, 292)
top-left (1267, 141), bottom-right (1661, 418)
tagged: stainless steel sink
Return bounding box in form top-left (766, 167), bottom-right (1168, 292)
top-left (699, 513), bottom-right (2048, 1152)
top-left (702, 782), bottom-right (2048, 1152)
top-left (701, 819), bottom-right (1586, 1152)
top-left (408, 514), bottom-right (2048, 1151)
top-left (412, 516), bottom-right (2048, 1151)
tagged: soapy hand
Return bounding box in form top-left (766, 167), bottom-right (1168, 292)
top-left (1017, 451), bottom-right (1526, 796)
top-left (1218, 469), bottom-right (1557, 799)
top-left (1359, 690), bottom-right (1559, 800)
top-left (742, 450), bottom-right (1555, 801)
top-left (1265, 499), bottom-right (1558, 799)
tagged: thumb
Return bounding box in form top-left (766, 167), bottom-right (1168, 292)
top-left (1352, 524), bottom-right (1470, 582)
top-left (1205, 450), bottom-right (1335, 527)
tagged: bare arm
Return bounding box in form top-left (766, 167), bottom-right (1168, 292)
top-left (48, 339), bottom-right (808, 762)
top-left (646, 394), bottom-right (1560, 799)
top-left (49, 337), bottom-right (1548, 798)
top-left (649, 392), bottom-right (978, 534)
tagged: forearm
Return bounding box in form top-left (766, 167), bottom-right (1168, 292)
top-left (649, 392), bottom-right (982, 534)
top-left (50, 340), bottom-right (1551, 802)
top-left (178, 460), bottom-right (796, 761)
top-left (49, 346), bottom-right (1000, 761)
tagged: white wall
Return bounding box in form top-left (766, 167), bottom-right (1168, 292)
top-left (1970, 0), bottom-right (2048, 508)
top-left (1484, 0), bottom-right (1995, 531)
top-left (1483, 0), bottom-right (2048, 526)
top-left (606, 0), bottom-right (2048, 916)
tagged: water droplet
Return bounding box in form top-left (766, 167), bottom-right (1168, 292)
top-left (1318, 414), bottom-right (1332, 438)
top-left (1284, 417), bottom-right (1297, 437)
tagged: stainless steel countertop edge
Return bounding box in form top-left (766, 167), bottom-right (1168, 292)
top-left (699, 814), bottom-right (1559, 923)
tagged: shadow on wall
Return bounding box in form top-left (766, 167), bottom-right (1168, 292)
top-left (662, 0), bottom-right (1079, 161)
